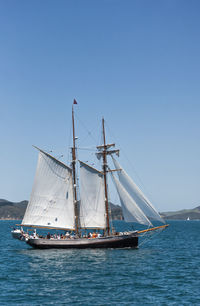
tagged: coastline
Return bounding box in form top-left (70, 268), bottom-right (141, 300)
top-left (0, 218), bottom-right (21, 221)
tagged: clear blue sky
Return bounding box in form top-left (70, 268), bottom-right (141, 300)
top-left (0, 0), bottom-right (200, 212)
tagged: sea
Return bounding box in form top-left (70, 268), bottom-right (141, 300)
top-left (0, 220), bottom-right (200, 305)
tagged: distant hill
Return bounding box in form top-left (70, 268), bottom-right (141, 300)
top-left (161, 206), bottom-right (200, 220)
top-left (1, 199), bottom-right (200, 221)
top-left (110, 203), bottom-right (124, 220)
top-left (0, 199), bottom-right (28, 220)
top-left (0, 199), bottom-right (123, 221)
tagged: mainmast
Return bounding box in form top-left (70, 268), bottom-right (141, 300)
top-left (102, 118), bottom-right (110, 235)
top-left (72, 104), bottom-right (79, 235)
top-left (96, 118), bottom-right (119, 236)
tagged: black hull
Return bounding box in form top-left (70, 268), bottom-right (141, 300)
top-left (26, 234), bottom-right (138, 249)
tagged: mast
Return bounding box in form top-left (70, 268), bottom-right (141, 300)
top-left (96, 118), bottom-right (119, 236)
top-left (72, 105), bottom-right (79, 235)
top-left (102, 118), bottom-right (110, 235)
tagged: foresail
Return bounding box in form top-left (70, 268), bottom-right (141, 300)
top-left (112, 157), bottom-right (165, 223)
top-left (22, 149), bottom-right (75, 229)
top-left (79, 161), bottom-right (106, 228)
top-left (111, 173), bottom-right (152, 226)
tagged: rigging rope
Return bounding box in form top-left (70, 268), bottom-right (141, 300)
top-left (139, 226), bottom-right (167, 247)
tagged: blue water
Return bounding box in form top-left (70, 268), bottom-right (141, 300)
top-left (0, 220), bottom-right (200, 305)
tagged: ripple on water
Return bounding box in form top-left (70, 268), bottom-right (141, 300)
top-left (1, 221), bottom-right (200, 305)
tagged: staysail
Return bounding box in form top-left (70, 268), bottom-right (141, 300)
top-left (79, 161), bottom-right (106, 228)
top-left (22, 149), bottom-right (75, 229)
top-left (112, 157), bottom-right (165, 223)
top-left (111, 173), bottom-right (152, 226)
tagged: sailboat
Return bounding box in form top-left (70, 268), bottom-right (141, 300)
top-left (12, 101), bottom-right (168, 249)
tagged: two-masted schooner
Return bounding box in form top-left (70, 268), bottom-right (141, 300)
top-left (12, 101), bottom-right (168, 248)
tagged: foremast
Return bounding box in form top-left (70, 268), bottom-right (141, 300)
top-left (72, 104), bottom-right (79, 235)
top-left (97, 118), bottom-right (119, 236)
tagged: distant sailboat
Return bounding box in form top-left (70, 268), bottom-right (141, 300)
top-left (12, 101), bottom-right (168, 249)
top-left (187, 217), bottom-right (190, 221)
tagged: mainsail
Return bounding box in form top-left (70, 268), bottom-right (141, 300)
top-left (22, 149), bottom-right (75, 229)
top-left (79, 161), bottom-right (106, 228)
top-left (112, 157), bottom-right (165, 224)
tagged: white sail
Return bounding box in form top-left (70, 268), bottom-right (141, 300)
top-left (22, 149), bottom-right (75, 229)
top-left (79, 161), bottom-right (106, 228)
top-left (112, 157), bottom-right (165, 223)
top-left (111, 173), bottom-right (152, 226)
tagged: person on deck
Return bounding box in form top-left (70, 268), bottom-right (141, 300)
top-left (65, 232), bottom-right (70, 238)
top-left (92, 232), bottom-right (97, 238)
top-left (33, 229), bottom-right (37, 238)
